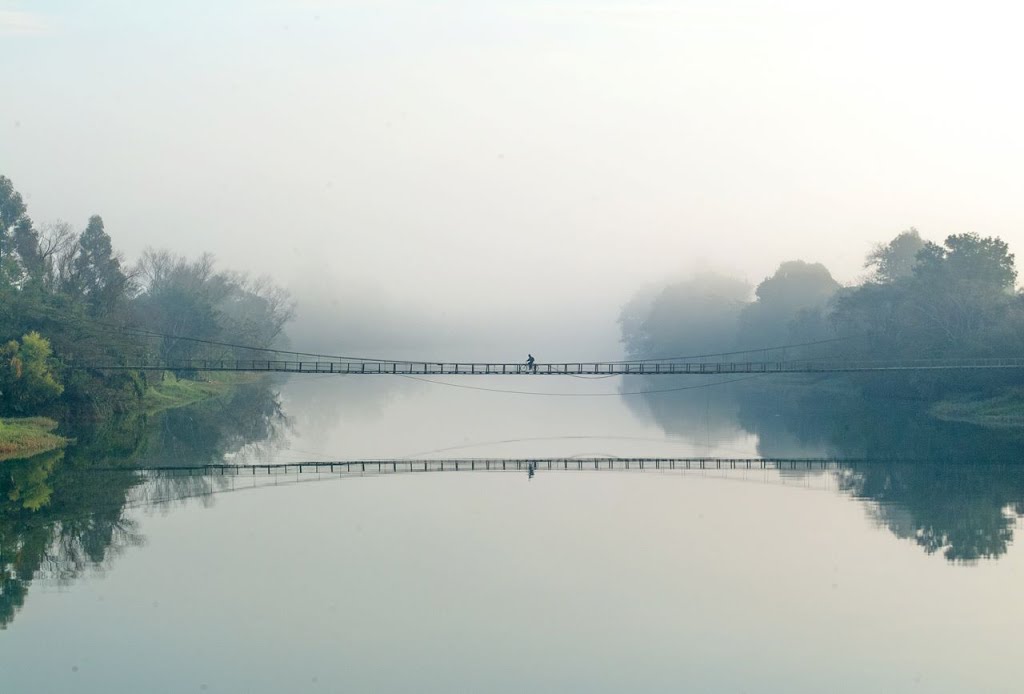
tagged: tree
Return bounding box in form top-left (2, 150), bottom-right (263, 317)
top-left (69, 215), bottom-right (130, 315)
top-left (627, 273), bottom-right (751, 358)
top-left (0, 332), bottom-right (64, 415)
top-left (738, 260), bottom-right (840, 347)
top-left (133, 250), bottom-right (294, 363)
top-left (914, 233), bottom-right (1017, 291)
top-left (218, 273), bottom-right (296, 349)
top-left (832, 230), bottom-right (1022, 366)
top-left (0, 176), bottom-right (34, 288)
top-left (32, 221), bottom-right (78, 293)
top-left (11, 221), bottom-right (43, 284)
top-left (865, 228), bottom-right (925, 283)
top-left (903, 234), bottom-right (1018, 351)
top-left (618, 284), bottom-right (660, 356)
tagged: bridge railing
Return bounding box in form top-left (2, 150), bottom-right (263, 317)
top-left (64, 356), bottom-right (1024, 374)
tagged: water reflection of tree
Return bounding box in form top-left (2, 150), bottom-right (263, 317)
top-left (141, 382), bottom-right (289, 467)
top-left (619, 377), bottom-right (751, 450)
top-left (839, 464), bottom-right (1023, 562)
top-left (0, 381), bottom-right (286, 629)
top-left (0, 455), bottom-right (143, 628)
top-left (632, 378), bottom-right (1024, 562)
top-left (138, 383), bottom-right (289, 510)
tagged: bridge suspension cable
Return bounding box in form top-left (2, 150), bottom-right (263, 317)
top-left (32, 303), bottom-right (869, 365)
top-left (30, 304), bottom-right (1023, 374)
top-left (27, 306), bottom-right (396, 362)
top-left (602, 335), bottom-right (863, 363)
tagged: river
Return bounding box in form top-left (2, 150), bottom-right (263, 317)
top-left (2, 374), bottom-right (1023, 692)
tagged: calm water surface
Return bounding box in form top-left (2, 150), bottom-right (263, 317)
top-left (2, 375), bottom-right (1023, 693)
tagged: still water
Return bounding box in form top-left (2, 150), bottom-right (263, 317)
top-left (2, 374), bottom-right (1024, 693)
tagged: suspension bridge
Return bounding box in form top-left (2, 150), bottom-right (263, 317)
top-left (90, 456), bottom-right (1021, 477)
top-left (66, 356), bottom-right (1024, 375)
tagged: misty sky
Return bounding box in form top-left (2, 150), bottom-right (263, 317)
top-left (3, 0), bottom-right (1024, 353)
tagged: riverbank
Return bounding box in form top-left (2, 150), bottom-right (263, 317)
top-left (143, 372), bottom-right (266, 415)
top-left (0, 417), bottom-right (68, 461)
top-left (3, 373), bottom-right (265, 462)
top-left (724, 377), bottom-right (1024, 434)
top-left (931, 388), bottom-right (1024, 428)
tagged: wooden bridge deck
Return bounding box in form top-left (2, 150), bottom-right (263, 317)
top-left (68, 357), bottom-right (1024, 375)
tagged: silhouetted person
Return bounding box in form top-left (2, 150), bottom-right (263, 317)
top-left (526, 354), bottom-right (536, 371)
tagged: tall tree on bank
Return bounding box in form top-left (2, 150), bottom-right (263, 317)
top-left (865, 228), bottom-right (925, 283)
top-left (626, 273), bottom-right (751, 358)
top-left (69, 216), bottom-right (130, 316)
top-left (0, 174), bottom-right (295, 418)
top-left (915, 233), bottom-right (1016, 292)
top-left (0, 176), bottom-right (34, 287)
top-left (133, 250), bottom-right (295, 363)
top-left (832, 231), bottom-right (1021, 358)
top-left (738, 261), bottom-right (841, 348)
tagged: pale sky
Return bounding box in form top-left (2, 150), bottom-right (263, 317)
top-left (3, 0), bottom-right (1023, 352)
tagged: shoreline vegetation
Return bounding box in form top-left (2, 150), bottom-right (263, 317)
top-left (0, 417), bottom-right (68, 462)
top-left (142, 371), bottom-right (265, 415)
top-left (619, 227), bottom-right (1024, 427)
top-left (931, 389), bottom-right (1024, 428)
top-left (0, 371), bottom-right (264, 462)
top-left (1, 174), bottom-right (294, 441)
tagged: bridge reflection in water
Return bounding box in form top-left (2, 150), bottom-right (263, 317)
top-left (92, 457), bottom-right (863, 511)
top-left (81, 456), bottom-right (1024, 567)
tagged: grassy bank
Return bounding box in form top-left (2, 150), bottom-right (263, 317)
top-left (142, 371), bottom-right (263, 415)
top-left (2, 373), bottom-right (258, 461)
top-left (931, 388), bottom-right (1024, 428)
top-left (0, 417), bottom-right (68, 461)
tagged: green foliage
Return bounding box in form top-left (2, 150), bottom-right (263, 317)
top-left (59, 369), bottom-right (148, 421)
top-left (133, 250), bottom-right (295, 364)
top-left (0, 174), bottom-right (294, 420)
top-left (4, 450), bottom-right (60, 511)
top-left (620, 273), bottom-right (750, 358)
top-left (738, 260), bottom-right (840, 347)
top-left (629, 375), bottom-right (1024, 563)
top-left (142, 371), bottom-right (242, 414)
top-left (0, 174), bottom-right (300, 631)
top-left (865, 228), bottom-right (925, 283)
top-left (0, 333), bottom-right (64, 416)
top-left (620, 263), bottom-right (841, 359)
top-left (621, 228), bottom-right (1024, 403)
top-left (617, 284), bottom-right (660, 356)
top-left (833, 231), bottom-right (1022, 363)
top-left (0, 417), bottom-right (67, 461)
top-left (915, 232), bottom-right (1017, 291)
top-left (0, 177), bottom-right (27, 236)
top-left (69, 215), bottom-right (130, 315)
top-left (0, 380), bottom-right (284, 629)
top-left (0, 175), bottom-right (33, 287)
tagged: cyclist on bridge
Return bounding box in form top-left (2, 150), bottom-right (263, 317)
top-left (526, 354), bottom-right (536, 371)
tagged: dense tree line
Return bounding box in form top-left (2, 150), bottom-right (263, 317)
top-left (0, 175), bottom-right (294, 418)
top-left (619, 260), bottom-right (844, 359)
top-left (619, 228), bottom-right (1024, 400)
top-left (832, 230), bottom-right (1021, 359)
